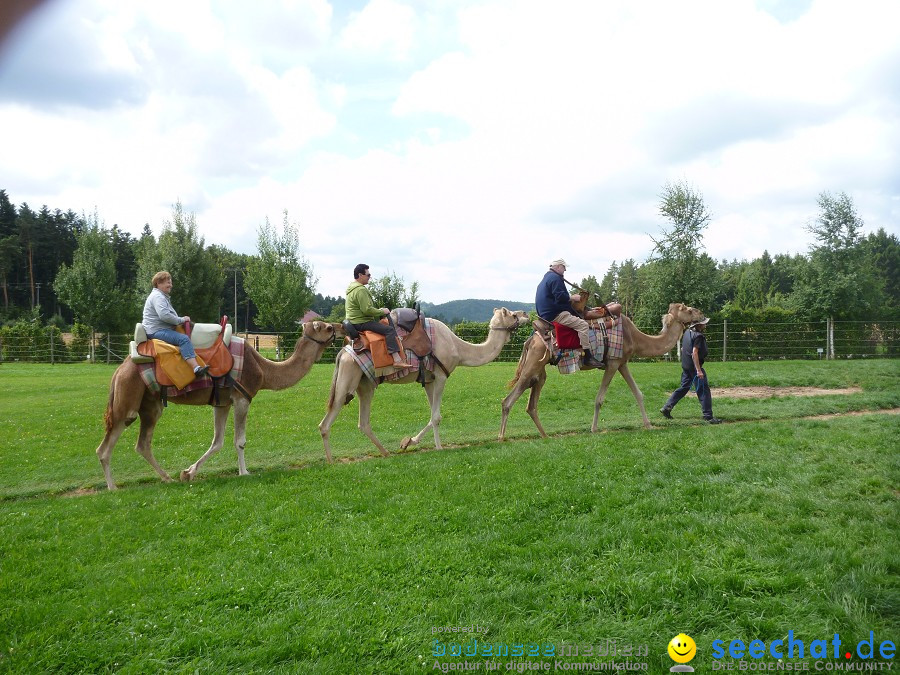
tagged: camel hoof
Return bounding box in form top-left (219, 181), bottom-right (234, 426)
top-left (179, 470), bottom-right (194, 482)
top-left (399, 437), bottom-right (413, 450)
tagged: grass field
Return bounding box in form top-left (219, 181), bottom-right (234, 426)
top-left (0, 359), bottom-right (898, 673)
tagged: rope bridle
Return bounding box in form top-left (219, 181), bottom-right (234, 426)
top-left (303, 326), bottom-right (336, 346)
top-left (490, 313), bottom-right (525, 332)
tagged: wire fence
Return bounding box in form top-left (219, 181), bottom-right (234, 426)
top-left (1, 320), bottom-right (897, 365)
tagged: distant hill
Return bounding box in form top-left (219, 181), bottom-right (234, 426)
top-left (420, 299), bottom-right (534, 323)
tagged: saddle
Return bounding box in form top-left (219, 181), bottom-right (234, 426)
top-left (132, 317), bottom-right (234, 390)
top-left (342, 305), bottom-right (442, 377)
top-left (533, 305), bottom-right (622, 369)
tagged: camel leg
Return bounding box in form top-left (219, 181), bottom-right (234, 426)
top-left (134, 398), bottom-right (173, 483)
top-left (180, 403), bottom-right (231, 482)
top-left (319, 355), bottom-right (364, 463)
top-left (591, 363), bottom-right (620, 433)
top-left (96, 367), bottom-right (145, 490)
top-left (400, 373), bottom-right (447, 450)
top-left (233, 396), bottom-right (251, 476)
top-left (356, 378), bottom-right (390, 457)
top-left (525, 368), bottom-right (549, 438)
top-left (96, 418), bottom-right (132, 490)
top-left (499, 380), bottom-right (529, 441)
top-left (616, 362), bottom-right (651, 429)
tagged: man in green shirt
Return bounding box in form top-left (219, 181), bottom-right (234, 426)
top-left (346, 263), bottom-right (412, 369)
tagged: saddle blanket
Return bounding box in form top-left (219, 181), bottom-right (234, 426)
top-left (345, 318), bottom-right (436, 384)
top-left (556, 318), bottom-right (624, 375)
top-left (138, 336), bottom-right (246, 398)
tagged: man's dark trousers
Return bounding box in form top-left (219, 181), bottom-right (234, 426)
top-left (354, 320), bottom-right (401, 353)
top-left (664, 366), bottom-right (713, 419)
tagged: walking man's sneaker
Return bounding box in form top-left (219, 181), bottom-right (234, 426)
top-left (660, 407), bottom-right (673, 419)
top-left (705, 417), bottom-right (722, 425)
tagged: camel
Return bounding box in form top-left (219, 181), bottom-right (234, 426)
top-left (499, 303), bottom-right (706, 439)
top-left (96, 320), bottom-right (342, 490)
top-left (319, 307), bottom-right (529, 462)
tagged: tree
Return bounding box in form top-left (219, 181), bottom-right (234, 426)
top-left (578, 273), bottom-right (602, 300)
top-left (616, 259), bottom-right (640, 317)
top-left (0, 235), bottom-right (19, 310)
top-left (135, 202), bottom-right (223, 321)
top-left (638, 181), bottom-right (720, 325)
top-left (244, 210), bottom-right (315, 334)
top-left (54, 217), bottom-right (129, 333)
top-left (368, 271), bottom-right (419, 309)
top-left (791, 192), bottom-right (879, 321)
top-left (862, 228), bottom-right (900, 317)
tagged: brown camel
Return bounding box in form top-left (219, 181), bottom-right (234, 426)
top-left (96, 320), bottom-right (342, 489)
top-left (319, 308), bottom-right (529, 462)
top-left (499, 303), bottom-right (706, 439)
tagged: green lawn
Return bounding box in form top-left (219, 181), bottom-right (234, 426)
top-left (0, 359), bottom-right (897, 673)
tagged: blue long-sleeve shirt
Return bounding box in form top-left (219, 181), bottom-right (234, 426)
top-left (535, 269), bottom-right (572, 321)
top-left (142, 288), bottom-right (184, 334)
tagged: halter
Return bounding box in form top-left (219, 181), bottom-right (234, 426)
top-left (303, 326), bottom-right (336, 346)
top-left (490, 313), bottom-right (525, 332)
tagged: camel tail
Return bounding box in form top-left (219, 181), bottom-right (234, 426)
top-left (103, 380), bottom-right (116, 434)
top-left (507, 339), bottom-right (530, 389)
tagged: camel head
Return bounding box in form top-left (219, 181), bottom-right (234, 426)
top-left (301, 320), bottom-right (339, 345)
top-left (667, 303), bottom-right (706, 328)
top-left (490, 307), bottom-right (530, 331)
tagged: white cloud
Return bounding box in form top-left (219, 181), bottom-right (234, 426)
top-left (0, 0), bottom-right (897, 305)
top-left (339, 0), bottom-right (416, 60)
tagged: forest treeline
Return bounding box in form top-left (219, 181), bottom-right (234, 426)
top-left (1, 183), bottom-right (897, 339)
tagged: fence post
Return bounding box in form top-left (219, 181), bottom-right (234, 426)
top-left (828, 316), bottom-right (835, 359)
top-left (50, 330), bottom-right (54, 365)
top-left (106, 334), bottom-right (111, 364)
top-left (723, 319), bottom-right (727, 362)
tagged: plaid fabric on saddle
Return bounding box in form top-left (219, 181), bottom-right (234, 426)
top-left (556, 325), bottom-right (606, 375)
top-left (137, 336), bottom-right (246, 397)
top-left (344, 318), bottom-right (437, 384)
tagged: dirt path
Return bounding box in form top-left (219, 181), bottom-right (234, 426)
top-left (712, 385), bottom-right (862, 399)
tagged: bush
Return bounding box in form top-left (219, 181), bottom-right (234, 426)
top-left (0, 318), bottom-right (67, 363)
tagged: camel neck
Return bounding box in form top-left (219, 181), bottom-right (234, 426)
top-left (452, 324), bottom-right (513, 367)
top-left (257, 338), bottom-right (323, 391)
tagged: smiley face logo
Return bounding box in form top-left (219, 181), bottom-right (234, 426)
top-left (668, 633), bottom-right (697, 664)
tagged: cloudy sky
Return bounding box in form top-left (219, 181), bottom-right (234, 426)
top-left (0, 0), bottom-right (898, 304)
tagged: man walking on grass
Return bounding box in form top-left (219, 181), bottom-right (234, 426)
top-left (661, 317), bottom-right (722, 424)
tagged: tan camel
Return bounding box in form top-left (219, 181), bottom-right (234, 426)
top-left (499, 303), bottom-right (705, 439)
top-left (96, 321), bottom-right (342, 490)
top-left (319, 308), bottom-right (529, 462)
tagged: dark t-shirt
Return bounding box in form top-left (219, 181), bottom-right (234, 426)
top-left (681, 329), bottom-right (708, 370)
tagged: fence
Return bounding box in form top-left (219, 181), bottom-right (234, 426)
top-left (1, 320), bottom-right (898, 365)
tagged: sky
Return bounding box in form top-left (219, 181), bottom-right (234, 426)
top-left (0, 0), bottom-right (898, 305)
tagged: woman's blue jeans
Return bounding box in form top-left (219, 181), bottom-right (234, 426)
top-left (147, 328), bottom-right (196, 360)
